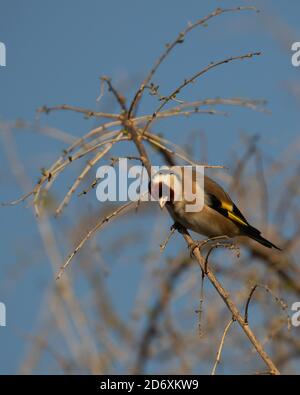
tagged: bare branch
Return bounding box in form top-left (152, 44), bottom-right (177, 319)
top-left (128, 6), bottom-right (258, 117)
top-left (140, 51), bottom-right (261, 136)
top-left (179, 227), bottom-right (280, 375)
top-left (211, 318), bottom-right (235, 375)
top-left (37, 104), bottom-right (120, 120)
top-left (56, 201), bottom-right (135, 280)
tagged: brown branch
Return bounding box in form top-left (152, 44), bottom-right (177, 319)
top-left (211, 318), bottom-right (235, 375)
top-left (179, 227), bottom-right (280, 375)
top-left (55, 132), bottom-right (125, 216)
top-left (244, 285), bottom-right (258, 324)
top-left (37, 104), bottom-right (120, 119)
top-left (128, 6), bottom-right (258, 117)
top-left (140, 51), bottom-right (261, 136)
top-left (244, 283), bottom-right (290, 328)
top-left (123, 119), bottom-right (152, 175)
top-left (162, 97), bottom-right (268, 114)
top-left (142, 131), bottom-right (224, 168)
top-left (101, 76), bottom-right (127, 113)
top-left (56, 201), bottom-right (135, 280)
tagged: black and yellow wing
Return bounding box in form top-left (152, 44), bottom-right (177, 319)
top-left (204, 176), bottom-right (280, 250)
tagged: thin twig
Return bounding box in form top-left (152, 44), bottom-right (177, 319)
top-left (55, 132), bottom-right (124, 216)
top-left (140, 51), bottom-right (261, 136)
top-left (101, 76), bottom-right (127, 113)
top-left (244, 284), bottom-right (290, 329)
top-left (37, 104), bottom-right (120, 119)
top-left (128, 6), bottom-right (258, 117)
top-left (211, 318), bottom-right (235, 375)
top-left (244, 285), bottom-right (258, 324)
top-left (56, 201), bottom-right (135, 280)
top-left (142, 132), bottom-right (224, 168)
top-left (160, 226), bottom-right (177, 252)
top-left (179, 227), bottom-right (280, 375)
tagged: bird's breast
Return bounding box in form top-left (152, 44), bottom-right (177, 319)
top-left (166, 202), bottom-right (240, 238)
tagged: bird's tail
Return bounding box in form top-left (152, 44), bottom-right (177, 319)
top-left (242, 225), bottom-right (281, 250)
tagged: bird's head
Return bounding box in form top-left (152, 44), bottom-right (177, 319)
top-left (149, 167), bottom-right (183, 209)
top-left (149, 166), bottom-right (204, 212)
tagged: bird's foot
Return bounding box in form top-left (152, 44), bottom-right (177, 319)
top-left (160, 223), bottom-right (184, 252)
top-left (171, 222), bottom-right (185, 233)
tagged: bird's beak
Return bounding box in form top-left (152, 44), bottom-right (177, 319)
top-left (159, 195), bottom-right (168, 209)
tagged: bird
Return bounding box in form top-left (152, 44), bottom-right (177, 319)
top-left (149, 166), bottom-right (281, 250)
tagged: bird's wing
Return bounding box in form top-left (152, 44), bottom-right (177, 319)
top-left (202, 175), bottom-right (281, 250)
top-left (203, 175), bottom-right (249, 227)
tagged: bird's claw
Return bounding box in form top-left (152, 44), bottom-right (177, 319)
top-left (171, 222), bottom-right (184, 233)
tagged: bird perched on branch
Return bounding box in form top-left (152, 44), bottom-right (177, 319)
top-left (149, 166), bottom-right (280, 250)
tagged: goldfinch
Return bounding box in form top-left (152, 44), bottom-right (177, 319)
top-left (149, 166), bottom-right (280, 250)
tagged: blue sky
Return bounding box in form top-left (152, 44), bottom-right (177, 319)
top-left (1, 0), bottom-right (300, 374)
